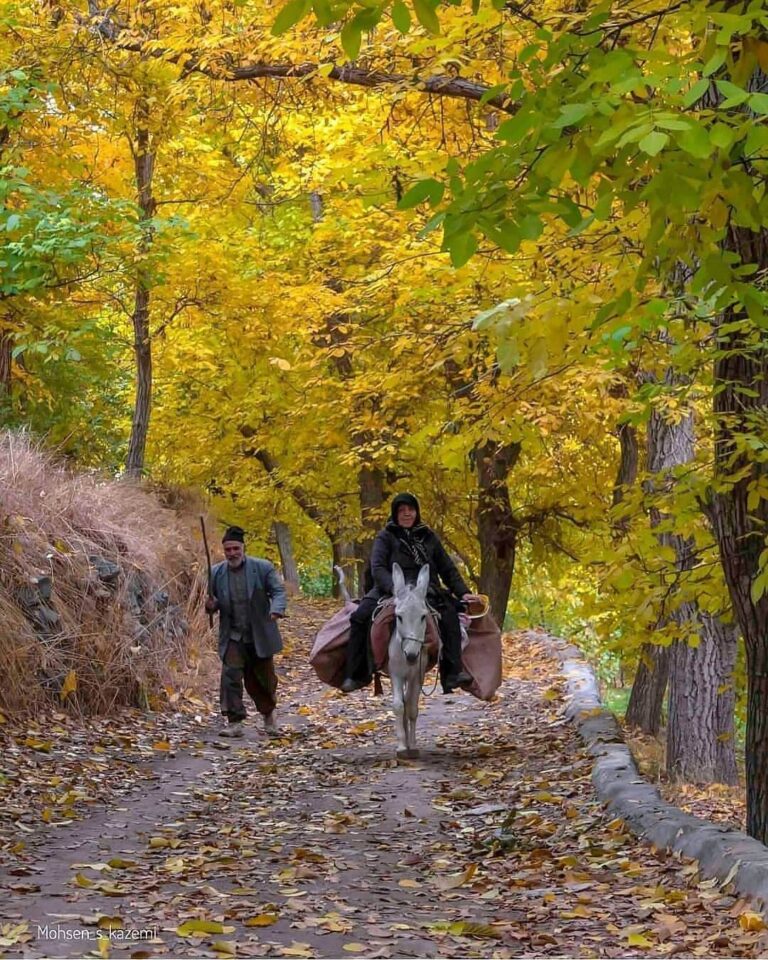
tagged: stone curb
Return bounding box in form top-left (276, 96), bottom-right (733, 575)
top-left (536, 634), bottom-right (768, 909)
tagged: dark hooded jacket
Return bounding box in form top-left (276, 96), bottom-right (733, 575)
top-left (365, 493), bottom-right (470, 601)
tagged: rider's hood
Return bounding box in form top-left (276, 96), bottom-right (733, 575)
top-left (390, 493), bottom-right (421, 526)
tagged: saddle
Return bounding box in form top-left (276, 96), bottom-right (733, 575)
top-left (369, 598), bottom-right (441, 674)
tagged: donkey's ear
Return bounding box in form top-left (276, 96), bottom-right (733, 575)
top-left (415, 563), bottom-right (430, 597)
top-left (392, 563), bottom-right (406, 597)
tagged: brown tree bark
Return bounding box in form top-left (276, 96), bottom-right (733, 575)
top-left (625, 644), bottom-right (670, 736)
top-left (356, 463), bottom-right (385, 587)
top-left (708, 228), bottom-right (768, 834)
top-left (667, 610), bottom-right (738, 784)
top-left (0, 325), bottom-right (11, 409)
top-left (612, 422), bottom-right (639, 518)
top-left (475, 439), bottom-right (521, 625)
top-left (272, 521), bottom-right (300, 595)
top-left (125, 113), bottom-right (156, 478)
top-left (627, 366), bottom-right (737, 782)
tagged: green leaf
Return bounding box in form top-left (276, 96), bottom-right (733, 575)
top-left (683, 78), bottom-right (710, 108)
top-left (447, 230), bottom-right (477, 268)
top-left (703, 49), bottom-right (727, 77)
top-left (638, 130), bottom-right (669, 156)
top-left (391, 0), bottom-right (411, 32)
top-left (677, 123), bottom-right (712, 159)
top-left (311, 0), bottom-right (334, 25)
top-left (479, 83), bottom-right (509, 106)
top-left (551, 103), bottom-right (591, 129)
top-left (412, 0), bottom-right (440, 34)
top-left (709, 123), bottom-right (734, 149)
top-left (716, 79), bottom-right (749, 107)
top-left (340, 21), bottom-right (362, 59)
top-left (397, 178), bottom-right (444, 209)
top-left (271, 0), bottom-right (309, 35)
top-left (748, 92), bottom-right (768, 115)
top-left (5, 213), bottom-right (20, 231)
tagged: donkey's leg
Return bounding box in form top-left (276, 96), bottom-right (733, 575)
top-left (404, 672), bottom-right (420, 756)
top-left (391, 674), bottom-right (408, 757)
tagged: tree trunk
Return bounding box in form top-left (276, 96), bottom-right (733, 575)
top-left (625, 644), bottom-right (670, 736)
top-left (611, 421), bottom-right (639, 535)
top-left (356, 463), bottom-right (385, 588)
top-left (272, 521), bottom-right (300, 595)
top-left (0, 326), bottom-right (11, 413)
top-left (667, 610), bottom-right (738, 784)
top-left (630, 368), bottom-right (738, 782)
top-left (708, 223), bottom-right (768, 836)
top-left (125, 115), bottom-right (156, 478)
top-left (331, 539), bottom-right (356, 600)
top-left (475, 439), bottom-right (521, 625)
top-left (708, 613), bottom-right (739, 785)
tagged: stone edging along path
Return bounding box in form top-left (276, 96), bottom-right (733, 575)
top-left (539, 634), bottom-right (768, 910)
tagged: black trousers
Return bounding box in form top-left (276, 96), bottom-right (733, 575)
top-left (220, 641), bottom-right (277, 721)
top-left (345, 593), bottom-right (464, 688)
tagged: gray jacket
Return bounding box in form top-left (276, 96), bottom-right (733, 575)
top-left (210, 556), bottom-right (286, 659)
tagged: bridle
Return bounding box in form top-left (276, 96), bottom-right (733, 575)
top-left (399, 632), bottom-right (428, 654)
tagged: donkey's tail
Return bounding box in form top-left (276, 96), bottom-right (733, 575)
top-left (333, 565), bottom-right (352, 603)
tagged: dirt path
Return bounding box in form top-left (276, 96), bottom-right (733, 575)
top-left (1, 604), bottom-right (765, 959)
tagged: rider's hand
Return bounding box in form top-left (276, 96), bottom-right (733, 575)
top-left (462, 593), bottom-right (480, 602)
top-left (205, 597), bottom-right (219, 613)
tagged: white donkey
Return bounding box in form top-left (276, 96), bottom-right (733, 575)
top-left (389, 562), bottom-right (432, 760)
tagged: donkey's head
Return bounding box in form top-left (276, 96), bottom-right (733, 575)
top-left (392, 562), bottom-right (430, 665)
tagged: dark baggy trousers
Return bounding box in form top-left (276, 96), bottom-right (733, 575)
top-left (345, 593), bottom-right (464, 689)
top-left (220, 640), bottom-right (277, 722)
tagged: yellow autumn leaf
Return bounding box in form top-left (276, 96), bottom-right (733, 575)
top-left (244, 914), bottom-right (278, 927)
top-left (211, 941), bottom-right (237, 956)
top-left (349, 721), bottom-right (376, 734)
top-left (626, 932), bottom-right (655, 948)
top-left (177, 919), bottom-right (228, 936)
top-left (60, 669), bottom-right (77, 700)
top-left (739, 911), bottom-right (766, 931)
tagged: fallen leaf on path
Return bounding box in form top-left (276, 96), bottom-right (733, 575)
top-left (244, 915), bottom-right (278, 927)
top-left (434, 863), bottom-right (477, 891)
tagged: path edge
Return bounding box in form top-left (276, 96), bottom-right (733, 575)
top-left (537, 633), bottom-right (768, 910)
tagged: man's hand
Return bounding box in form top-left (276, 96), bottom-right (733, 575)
top-left (205, 597), bottom-right (219, 613)
top-left (462, 593), bottom-right (481, 603)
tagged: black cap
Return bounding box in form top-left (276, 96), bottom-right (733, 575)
top-left (390, 493), bottom-right (421, 524)
top-left (222, 525), bottom-right (245, 544)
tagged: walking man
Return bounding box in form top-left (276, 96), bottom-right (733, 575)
top-left (205, 526), bottom-right (287, 738)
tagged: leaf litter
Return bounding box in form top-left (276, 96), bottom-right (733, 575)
top-left (0, 605), bottom-right (764, 958)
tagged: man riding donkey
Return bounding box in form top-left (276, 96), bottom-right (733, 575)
top-left (341, 493), bottom-right (481, 695)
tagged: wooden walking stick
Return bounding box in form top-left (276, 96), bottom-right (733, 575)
top-left (200, 516), bottom-right (214, 629)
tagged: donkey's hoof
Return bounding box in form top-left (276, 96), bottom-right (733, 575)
top-left (397, 749), bottom-right (420, 761)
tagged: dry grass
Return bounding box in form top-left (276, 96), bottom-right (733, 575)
top-left (0, 430), bottom-right (216, 716)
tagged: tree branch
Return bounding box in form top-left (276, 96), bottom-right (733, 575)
top-left (80, 4), bottom-right (518, 114)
